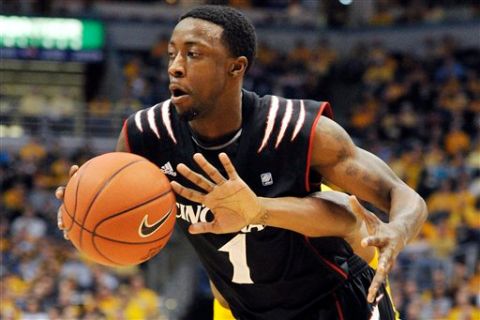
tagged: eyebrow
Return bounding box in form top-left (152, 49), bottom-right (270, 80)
top-left (169, 40), bottom-right (210, 48)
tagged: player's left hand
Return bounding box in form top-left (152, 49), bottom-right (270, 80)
top-left (349, 196), bottom-right (407, 303)
top-left (170, 152), bottom-right (265, 234)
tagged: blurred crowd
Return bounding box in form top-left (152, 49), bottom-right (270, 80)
top-left (1, 0), bottom-right (479, 28)
top-left (2, 12), bottom-right (480, 320)
top-left (0, 141), bottom-right (170, 319)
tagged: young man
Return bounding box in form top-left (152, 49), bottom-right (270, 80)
top-left (57, 5), bottom-right (426, 319)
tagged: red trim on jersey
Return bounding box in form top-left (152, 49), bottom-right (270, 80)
top-left (304, 236), bottom-right (348, 280)
top-left (334, 293), bottom-right (345, 320)
top-left (305, 102), bottom-right (333, 192)
top-left (122, 119), bottom-right (132, 153)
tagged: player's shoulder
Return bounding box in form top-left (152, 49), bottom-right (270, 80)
top-left (244, 90), bottom-right (334, 152)
top-left (247, 90), bottom-right (332, 119)
top-left (124, 99), bottom-right (179, 147)
top-left (126, 99), bottom-right (172, 128)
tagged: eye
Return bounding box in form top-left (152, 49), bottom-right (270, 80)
top-left (168, 51), bottom-right (176, 59)
top-left (187, 51), bottom-right (199, 58)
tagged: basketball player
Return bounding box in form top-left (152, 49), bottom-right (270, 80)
top-left (174, 156), bottom-right (399, 319)
top-left (56, 5), bottom-right (427, 319)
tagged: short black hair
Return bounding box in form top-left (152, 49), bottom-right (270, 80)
top-left (179, 5), bottom-right (256, 73)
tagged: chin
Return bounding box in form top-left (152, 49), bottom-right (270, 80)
top-left (177, 108), bottom-right (200, 122)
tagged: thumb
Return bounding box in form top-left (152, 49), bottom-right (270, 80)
top-left (349, 195), bottom-right (380, 235)
top-left (189, 222), bottom-right (216, 234)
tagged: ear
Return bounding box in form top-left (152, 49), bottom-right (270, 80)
top-left (229, 56), bottom-right (248, 77)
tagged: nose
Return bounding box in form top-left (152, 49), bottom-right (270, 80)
top-left (168, 54), bottom-right (186, 78)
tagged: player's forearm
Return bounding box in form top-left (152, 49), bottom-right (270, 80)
top-left (388, 184), bottom-right (428, 244)
top-left (254, 191), bottom-right (358, 237)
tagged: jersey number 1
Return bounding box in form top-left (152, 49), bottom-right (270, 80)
top-left (219, 234), bottom-right (253, 284)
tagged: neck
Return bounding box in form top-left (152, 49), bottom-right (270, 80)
top-left (189, 87), bottom-right (242, 139)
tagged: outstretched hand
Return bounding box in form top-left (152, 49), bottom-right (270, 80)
top-left (170, 153), bottom-right (265, 234)
top-left (349, 196), bottom-right (406, 303)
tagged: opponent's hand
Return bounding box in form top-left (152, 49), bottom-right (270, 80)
top-left (170, 153), bottom-right (264, 234)
top-left (55, 165), bottom-right (79, 240)
top-left (349, 196), bottom-right (407, 303)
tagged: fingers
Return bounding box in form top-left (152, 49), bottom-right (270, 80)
top-left (377, 247), bottom-right (395, 275)
top-left (57, 206), bottom-right (65, 229)
top-left (69, 165), bottom-right (79, 178)
top-left (188, 222), bottom-right (216, 234)
top-left (218, 153), bottom-right (239, 179)
top-left (367, 246), bottom-right (395, 302)
top-left (176, 163), bottom-right (215, 192)
top-left (56, 164), bottom-right (78, 201)
top-left (57, 206), bottom-right (69, 240)
top-left (170, 181), bottom-right (206, 203)
top-left (367, 271), bottom-right (386, 303)
top-left (361, 236), bottom-right (388, 248)
top-left (193, 153), bottom-right (226, 185)
top-left (55, 186), bottom-right (65, 200)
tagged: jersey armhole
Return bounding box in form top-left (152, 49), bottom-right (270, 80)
top-left (304, 102), bottom-right (332, 192)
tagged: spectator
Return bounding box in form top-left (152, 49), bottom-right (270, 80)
top-left (11, 206), bottom-right (47, 239)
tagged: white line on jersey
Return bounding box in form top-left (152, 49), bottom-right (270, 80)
top-left (147, 104), bottom-right (161, 139)
top-left (134, 110), bottom-right (144, 132)
top-left (162, 100), bottom-right (177, 144)
top-left (258, 95), bottom-right (279, 153)
top-left (275, 99), bottom-right (293, 149)
top-left (291, 100), bottom-right (305, 141)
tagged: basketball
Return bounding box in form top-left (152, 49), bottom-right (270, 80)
top-left (60, 152), bottom-right (176, 266)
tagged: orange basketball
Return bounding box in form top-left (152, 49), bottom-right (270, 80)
top-left (61, 152), bottom-right (176, 266)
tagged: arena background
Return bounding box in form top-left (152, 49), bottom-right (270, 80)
top-left (1, 1), bottom-right (479, 319)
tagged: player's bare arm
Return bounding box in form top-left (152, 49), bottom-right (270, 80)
top-left (171, 152), bottom-right (377, 240)
top-left (311, 115), bottom-right (428, 301)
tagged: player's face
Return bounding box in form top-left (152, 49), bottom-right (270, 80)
top-left (168, 18), bottom-right (232, 121)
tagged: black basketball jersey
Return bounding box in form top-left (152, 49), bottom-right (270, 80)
top-left (124, 90), bottom-right (367, 319)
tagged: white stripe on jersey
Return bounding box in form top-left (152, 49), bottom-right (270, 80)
top-left (369, 293), bottom-right (384, 320)
top-left (291, 100), bottom-right (305, 141)
top-left (134, 110), bottom-right (144, 132)
top-left (258, 95), bottom-right (279, 153)
top-left (147, 104), bottom-right (161, 139)
top-left (275, 99), bottom-right (293, 149)
top-left (162, 100), bottom-right (177, 144)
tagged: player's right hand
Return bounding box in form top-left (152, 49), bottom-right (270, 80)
top-left (55, 165), bottom-right (79, 240)
top-left (171, 153), bottom-right (264, 234)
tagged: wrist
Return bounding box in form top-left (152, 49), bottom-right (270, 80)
top-left (388, 220), bottom-right (409, 246)
top-left (250, 197), bottom-right (269, 225)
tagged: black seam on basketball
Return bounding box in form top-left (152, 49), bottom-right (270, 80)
top-left (65, 161), bottom-right (91, 233)
top-left (79, 159), bottom-right (145, 248)
top-left (93, 188), bottom-right (173, 230)
top-left (91, 236), bottom-right (118, 265)
top-left (63, 204), bottom-right (73, 227)
top-left (68, 190), bottom-right (174, 244)
top-left (92, 227), bottom-right (174, 266)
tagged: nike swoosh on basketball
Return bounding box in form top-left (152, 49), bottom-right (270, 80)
top-left (138, 209), bottom-right (173, 238)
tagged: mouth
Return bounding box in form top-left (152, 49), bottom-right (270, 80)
top-left (169, 85), bottom-right (191, 105)
top-left (172, 88), bottom-right (188, 98)
top-left (169, 84), bottom-right (189, 97)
